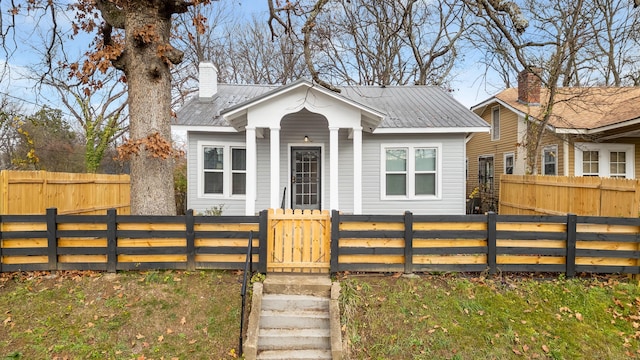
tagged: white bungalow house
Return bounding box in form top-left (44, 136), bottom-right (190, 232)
top-left (173, 62), bottom-right (489, 216)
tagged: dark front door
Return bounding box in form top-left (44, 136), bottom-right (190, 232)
top-left (291, 147), bottom-right (321, 210)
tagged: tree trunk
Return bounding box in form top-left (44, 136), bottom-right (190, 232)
top-left (123, 2), bottom-right (176, 215)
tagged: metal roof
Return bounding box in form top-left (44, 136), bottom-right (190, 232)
top-left (174, 82), bottom-right (488, 130)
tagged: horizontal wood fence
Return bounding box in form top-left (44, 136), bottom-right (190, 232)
top-left (0, 208), bottom-right (261, 272)
top-left (0, 170), bottom-right (130, 215)
top-left (499, 175), bottom-right (640, 217)
top-left (330, 211), bottom-right (640, 275)
top-left (2, 208), bottom-right (640, 276)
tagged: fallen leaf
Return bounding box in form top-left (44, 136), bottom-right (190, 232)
top-left (166, 328), bottom-right (174, 334)
top-left (513, 348), bottom-right (522, 355)
top-left (188, 339), bottom-right (197, 344)
top-left (542, 345), bottom-right (550, 353)
top-left (3, 316), bottom-right (11, 326)
top-left (575, 313), bottom-right (583, 321)
top-left (180, 317), bottom-right (187, 325)
top-left (135, 333), bottom-right (145, 340)
top-left (157, 335), bottom-right (164, 342)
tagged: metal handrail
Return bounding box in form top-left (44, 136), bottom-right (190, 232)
top-left (239, 230), bottom-right (253, 357)
top-left (280, 187), bottom-right (287, 209)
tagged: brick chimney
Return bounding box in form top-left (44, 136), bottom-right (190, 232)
top-left (199, 62), bottom-right (218, 98)
top-left (517, 68), bottom-right (541, 105)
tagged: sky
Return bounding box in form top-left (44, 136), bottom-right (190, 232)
top-left (0, 0), bottom-right (496, 116)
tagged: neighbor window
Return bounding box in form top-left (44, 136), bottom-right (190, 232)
top-left (575, 143), bottom-right (635, 178)
top-left (382, 144), bottom-right (440, 199)
top-left (504, 153), bottom-right (514, 175)
top-left (199, 142), bottom-right (246, 197)
top-left (543, 146), bottom-right (557, 175)
top-left (491, 106), bottom-right (500, 141)
top-left (610, 151), bottom-right (626, 178)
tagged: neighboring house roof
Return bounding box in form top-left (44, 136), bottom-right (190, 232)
top-left (473, 87), bottom-right (640, 133)
top-left (174, 80), bottom-right (489, 132)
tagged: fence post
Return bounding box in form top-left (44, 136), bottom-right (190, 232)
top-left (0, 215), bottom-right (3, 273)
top-left (106, 209), bottom-right (117, 273)
top-left (258, 210), bottom-right (268, 273)
top-left (330, 210), bottom-right (340, 274)
top-left (487, 211), bottom-right (497, 275)
top-left (186, 209), bottom-right (196, 271)
top-left (566, 213), bottom-right (577, 278)
top-left (46, 208), bottom-right (58, 272)
top-left (404, 211), bottom-right (414, 274)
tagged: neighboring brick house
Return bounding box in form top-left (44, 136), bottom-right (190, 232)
top-left (467, 69), bottom-right (640, 211)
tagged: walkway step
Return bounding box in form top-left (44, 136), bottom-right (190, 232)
top-left (261, 293), bottom-right (329, 312)
top-left (260, 309), bottom-right (330, 329)
top-left (263, 274), bottom-right (332, 296)
top-left (257, 349), bottom-right (332, 360)
top-left (258, 328), bottom-right (331, 351)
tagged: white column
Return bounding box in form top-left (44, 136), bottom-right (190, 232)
top-left (270, 127), bottom-right (281, 209)
top-left (353, 126), bottom-right (363, 214)
top-left (329, 127), bottom-right (340, 211)
top-left (245, 127), bottom-right (257, 216)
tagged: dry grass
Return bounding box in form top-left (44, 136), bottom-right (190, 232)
top-left (0, 270), bottom-right (243, 360)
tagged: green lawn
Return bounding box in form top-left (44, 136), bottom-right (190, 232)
top-left (340, 273), bottom-right (640, 359)
top-left (2, 271), bottom-right (640, 359)
top-left (0, 270), bottom-right (243, 360)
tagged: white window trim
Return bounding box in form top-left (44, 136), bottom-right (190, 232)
top-left (491, 106), bottom-right (500, 141)
top-left (574, 142), bottom-right (635, 179)
top-left (197, 141), bottom-right (247, 199)
top-left (542, 145), bottom-right (558, 175)
top-left (504, 152), bottom-right (514, 174)
top-left (380, 143), bottom-right (442, 200)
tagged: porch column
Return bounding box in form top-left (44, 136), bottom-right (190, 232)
top-left (270, 127), bottom-right (281, 209)
top-left (329, 127), bottom-right (339, 211)
top-left (353, 126), bottom-right (362, 214)
top-left (245, 126), bottom-right (257, 216)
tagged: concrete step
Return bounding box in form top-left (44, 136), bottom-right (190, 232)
top-left (264, 274), bottom-right (332, 296)
top-left (258, 328), bottom-right (331, 351)
top-left (261, 294), bottom-right (329, 312)
top-left (260, 309), bottom-right (330, 329)
top-left (257, 349), bottom-right (332, 360)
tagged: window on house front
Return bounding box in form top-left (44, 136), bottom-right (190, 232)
top-left (543, 146), bottom-right (557, 175)
top-left (200, 143), bottom-right (246, 197)
top-left (575, 143), bottom-right (634, 178)
top-left (610, 151), bottom-right (626, 178)
top-left (382, 144), bottom-right (440, 199)
top-left (478, 155), bottom-right (494, 190)
top-left (582, 150), bottom-right (600, 176)
top-left (504, 153), bottom-right (514, 174)
top-left (491, 107), bottom-right (500, 141)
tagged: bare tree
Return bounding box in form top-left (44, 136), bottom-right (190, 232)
top-left (1, 0), bottom-right (215, 214)
top-left (473, 0), bottom-right (592, 174)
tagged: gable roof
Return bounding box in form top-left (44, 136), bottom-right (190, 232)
top-left (473, 87), bottom-right (640, 132)
top-left (174, 81), bottom-right (489, 132)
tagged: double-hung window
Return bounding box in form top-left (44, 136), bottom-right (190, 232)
top-left (200, 142), bottom-right (246, 197)
top-left (382, 144), bottom-right (440, 199)
top-left (542, 146), bottom-right (557, 175)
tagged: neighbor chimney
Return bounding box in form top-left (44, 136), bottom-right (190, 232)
top-left (517, 67), bottom-right (541, 105)
top-left (199, 62), bottom-right (218, 98)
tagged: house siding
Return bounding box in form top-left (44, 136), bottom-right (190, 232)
top-left (187, 131), bottom-right (247, 215)
top-left (466, 104), bottom-right (519, 198)
top-left (361, 133), bottom-right (466, 215)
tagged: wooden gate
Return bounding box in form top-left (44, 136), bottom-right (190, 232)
top-left (267, 208), bottom-right (331, 273)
